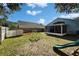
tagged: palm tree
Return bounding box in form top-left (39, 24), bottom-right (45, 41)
top-left (55, 3), bottom-right (79, 13)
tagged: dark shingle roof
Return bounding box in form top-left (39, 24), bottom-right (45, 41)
top-left (18, 21), bottom-right (44, 28)
top-left (74, 17), bottom-right (79, 21)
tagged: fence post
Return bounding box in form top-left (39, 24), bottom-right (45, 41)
top-left (5, 27), bottom-right (9, 38)
top-left (0, 27), bottom-right (6, 44)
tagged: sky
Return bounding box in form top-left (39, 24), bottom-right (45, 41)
top-left (7, 3), bottom-right (79, 25)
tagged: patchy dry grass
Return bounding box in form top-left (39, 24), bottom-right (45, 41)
top-left (0, 32), bottom-right (76, 56)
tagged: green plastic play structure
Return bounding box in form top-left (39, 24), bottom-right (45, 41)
top-left (53, 40), bottom-right (79, 49)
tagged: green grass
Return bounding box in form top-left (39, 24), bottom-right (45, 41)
top-left (0, 32), bottom-right (72, 56)
top-left (0, 32), bottom-right (42, 55)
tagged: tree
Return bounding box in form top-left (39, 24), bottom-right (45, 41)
top-left (0, 18), bottom-right (7, 26)
top-left (0, 3), bottom-right (23, 19)
top-left (8, 22), bottom-right (18, 30)
top-left (55, 3), bottom-right (79, 13)
top-left (0, 3), bottom-right (23, 27)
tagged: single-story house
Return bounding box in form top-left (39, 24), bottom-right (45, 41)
top-left (18, 21), bottom-right (44, 33)
top-left (45, 17), bottom-right (79, 36)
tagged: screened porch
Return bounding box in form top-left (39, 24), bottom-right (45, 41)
top-left (46, 22), bottom-right (67, 36)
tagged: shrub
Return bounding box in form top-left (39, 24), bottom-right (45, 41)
top-left (29, 32), bottom-right (41, 42)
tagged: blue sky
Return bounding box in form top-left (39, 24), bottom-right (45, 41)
top-left (7, 3), bottom-right (79, 25)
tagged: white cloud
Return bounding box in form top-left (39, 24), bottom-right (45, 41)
top-left (38, 19), bottom-right (45, 24)
top-left (27, 10), bottom-right (42, 16)
top-left (51, 13), bottom-right (79, 20)
top-left (27, 3), bottom-right (36, 9)
top-left (34, 3), bottom-right (48, 8)
top-left (26, 3), bottom-right (48, 8)
top-left (59, 13), bottom-right (79, 19)
top-left (51, 13), bottom-right (79, 21)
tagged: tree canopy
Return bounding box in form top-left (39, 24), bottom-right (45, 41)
top-left (0, 18), bottom-right (7, 26)
top-left (0, 3), bottom-right (22, 19)
top-left (55, 3), bottom-right (79, 13)
top-left (0, 3), bottom-right (23, 27)
top-left (8, 22), bottom-right (18, 29)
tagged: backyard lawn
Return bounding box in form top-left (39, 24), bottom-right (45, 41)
top-left (0, 32), bottom-right (78, 56)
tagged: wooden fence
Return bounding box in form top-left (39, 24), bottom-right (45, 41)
top-left (0, 27), bottom-right (23, 42)
top-left (6, 30), bottom-right (23, 37)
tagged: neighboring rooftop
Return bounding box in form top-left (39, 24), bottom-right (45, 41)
top-left (18, 21), bottom-right (45, 28)
top-left (74, 17), bottom-right (79, 21)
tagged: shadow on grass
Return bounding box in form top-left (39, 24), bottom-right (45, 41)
top-left (53, 47), bottom-right (68, 56)
top-left (47, 34), bottom-right (79, 41)
top-left (5, 35), bottom-right (23, 39)
top-left (53, 47), bottom-right (79, 56)
top-left (46, 34), bottom-right (79, 55)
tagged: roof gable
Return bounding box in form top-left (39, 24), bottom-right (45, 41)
top-left (46, 18), bottom-right (73, 26)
